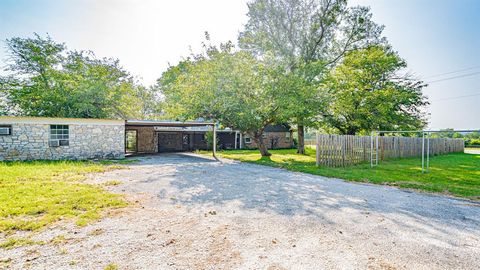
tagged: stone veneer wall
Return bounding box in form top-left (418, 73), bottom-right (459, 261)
top-left (0, 118), bottom-right (125, 161)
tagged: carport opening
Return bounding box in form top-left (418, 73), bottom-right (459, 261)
top-left (125, 130), bottom-right (137, 153)
top-left (125, 120), bottom-right (240, 158)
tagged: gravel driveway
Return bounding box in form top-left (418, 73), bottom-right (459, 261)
top-left (465, 148), bottom-right (480, 154)
top-left (3, 153), bottom-right (480, 269)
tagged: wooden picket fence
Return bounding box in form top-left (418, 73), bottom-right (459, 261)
top-left (306, 134), bottom-right (464, 167)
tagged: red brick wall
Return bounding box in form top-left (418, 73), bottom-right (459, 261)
top-left (244, 131), bottom-right (293, 149)
top-left (126, 126), bottom-right (157, 153)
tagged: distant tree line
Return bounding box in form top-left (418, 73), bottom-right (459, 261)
top-left (430, 129), bottom-right (480, 146)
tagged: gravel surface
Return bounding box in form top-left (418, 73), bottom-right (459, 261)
top-left (465, 149), bottom-right (480, 154)
top-left (1, 153), bottom-right (479, 270)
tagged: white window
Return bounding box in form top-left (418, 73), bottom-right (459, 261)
top-left (285, 132), bottom-right (291, 142)
top-left (245, 137), bottom-right (252, 144)
top-left (262, 133), bottom-right (267, 139)
top-left (0, 125), bottom-right (12, 136)
top-left (50, 125), bottom-right (69, 147)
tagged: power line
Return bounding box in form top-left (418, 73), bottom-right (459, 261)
top-left (430, 91), bottom-right (480, 102)
top-left (423, 65), bottom-right (480, 79)
top-left (426, 71), bottom-right (480, 84)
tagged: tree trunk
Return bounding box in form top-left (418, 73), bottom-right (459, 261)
top-left (346, 127), bottom-right (357, 135)
top-left (297, 123), bottom-right (305, 154)
top-left (253, 132), bottom-right (271, 157)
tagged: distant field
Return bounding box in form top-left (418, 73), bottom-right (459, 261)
top-left (201, 148), bottom-right (480, 199)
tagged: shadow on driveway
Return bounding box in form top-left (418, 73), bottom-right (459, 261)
top-left (131, 153), bottom-right (480, 236)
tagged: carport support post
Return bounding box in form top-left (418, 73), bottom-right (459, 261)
top-left (234, 131), bottom-right (238, 149)
top-left (315, 132), bottom-right (320, 167)
top-left (213, 123), bottom-right (217, 159)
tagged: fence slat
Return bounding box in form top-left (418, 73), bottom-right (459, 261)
top-left (306, 135), bottom-right (465, 167)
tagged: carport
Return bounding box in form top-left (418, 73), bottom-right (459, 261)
top-left (125, 120), bottom-right (220, 158)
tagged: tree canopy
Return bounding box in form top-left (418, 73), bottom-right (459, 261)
top-left (240, 0), bottom-right (384, 65)
top-left (322, 45), bottom-right (428, 134)
top-left (239, 0), bottom-right (385, 153)
top-left (157, 42), bottom-right (286, 156)
top-left (157, 0), bottom-right (429, 156)
top-left (0, 2), bottom-right (431, 159)
top-left (0, 34), bottom-right (158, 119)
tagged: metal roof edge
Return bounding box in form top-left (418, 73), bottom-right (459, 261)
top-left (0, 116), bottom-right (124, 125)
top-left (126, 120), bottom-right (215, 126)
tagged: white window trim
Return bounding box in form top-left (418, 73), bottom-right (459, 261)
top-left (245, 137), bottom-right (252, 144)
top-left (285, 132), bottom-right (291, 142)
top-left (0, 125), bottom-right (12, 136)
top-left (49, 125), bottom-right (70, 147)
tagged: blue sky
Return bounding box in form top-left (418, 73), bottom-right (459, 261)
top-left (0, 0), bottom-right (479, 129)
top-left (352, 0), bottom-right (480, 130)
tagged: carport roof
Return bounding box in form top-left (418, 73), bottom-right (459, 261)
top-left (126, 120), bottom-right (215, 127)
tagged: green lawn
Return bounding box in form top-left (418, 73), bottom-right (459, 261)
top-left (0, 160), bottom-right (128, 233)
top-left (202, 148), bottom-right (480, 199)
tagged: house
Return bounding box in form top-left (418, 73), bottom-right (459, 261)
top-left (0, 116), bottom-right (125, 161)
top-left (243, 124), bottom-right (294, 149)
top-left (124, 120), bottom-right (240, 154)
top-left (0, 116), bottom-right (294, 161)
top-left (0, 116), bottom-right (241, 161)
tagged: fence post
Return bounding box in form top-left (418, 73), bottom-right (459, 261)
top-left (370, 134), bottom-right (374, 167)
top-left (426, 133), bottom-right (430, 173)
top-left (421, 132), bottom-right (425, 173)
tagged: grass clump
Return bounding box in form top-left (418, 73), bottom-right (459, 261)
top-left (0, 237), bottom-right (44, 250)
top-left (201, 148), bottom-right (480, 199)
top-left (103, 180), bottom-right (122, 186)
top-left (88, 228), bottom-right (105, 236)
top-left (0, 160), bottom-right (127, 233)
top-left (0, 257), bottom-right (12, 268)
top-left (104, 263), bottom-right (118, 270)
top-left (49, 235), bottom-right (68, 245)
top-left (99, 159), bottom-right (138, 165)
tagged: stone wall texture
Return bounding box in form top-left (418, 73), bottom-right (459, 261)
top-left (0, 119), bottom-right (125, 161)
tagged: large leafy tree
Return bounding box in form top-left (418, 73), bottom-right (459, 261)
top-left (0, 34), bottom-right (156, 119)
top-left (158, 42), bottom-right (284, 156)
top-left (322, 46), bottom-right (428, 134)
top-left (274, 61), bottom-right (329, 131)
top-left (239, 0), bottom-right (384, 153)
